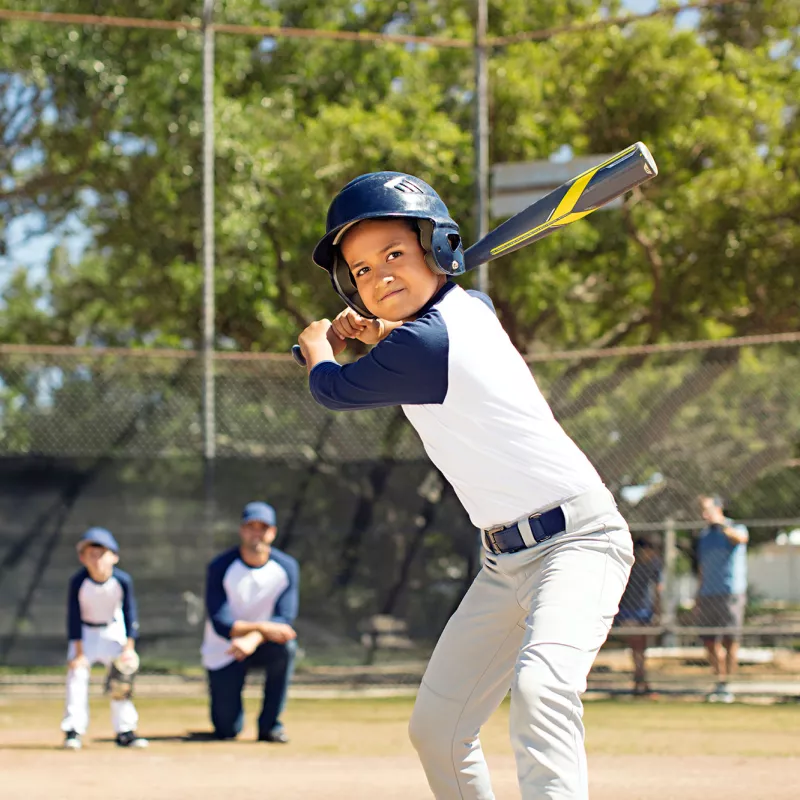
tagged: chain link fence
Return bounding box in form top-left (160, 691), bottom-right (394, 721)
top-left (1, 337), bottom-right (799, 692)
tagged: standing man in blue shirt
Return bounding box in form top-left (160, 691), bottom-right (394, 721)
top-left (695, 495), bottom-right (749, 703)
top-left (201, 502), bottom-right (299, 742)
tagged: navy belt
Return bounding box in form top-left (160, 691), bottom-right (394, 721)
top-left (483, 505), bottom-right (566, 555)
top-left (82, 620), bottom-right (112, 628)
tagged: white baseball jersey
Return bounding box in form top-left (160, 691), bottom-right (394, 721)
top-left (201, 547), bottom-right (299, 671)
top-left (67, 567), bottom-right (139, 646)
top-left (309, 281), bottom-right (603, 529)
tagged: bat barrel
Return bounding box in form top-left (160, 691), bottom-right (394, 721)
top-left (290, 143), bottom-right (657, 365)
top-left (463, 141), bottom-right (658, 270)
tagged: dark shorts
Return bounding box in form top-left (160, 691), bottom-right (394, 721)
top-left (695, 594), bottom-right (746, 640)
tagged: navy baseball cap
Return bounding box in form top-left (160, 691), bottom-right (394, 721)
top-left (77, 527), bottom-right (120, 554)
top-left (241, 502), bottom-right (277, 527)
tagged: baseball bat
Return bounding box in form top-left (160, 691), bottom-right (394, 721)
top-left (292, 142), bottom-right (657, 365)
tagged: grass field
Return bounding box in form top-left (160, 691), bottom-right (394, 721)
top-left (1, 695), bottom-right (798, 799)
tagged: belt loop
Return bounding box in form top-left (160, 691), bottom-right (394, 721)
top-left (530, 515), bottom-right (553, 543)
top-left (517, 516), bottom-right (537, 548)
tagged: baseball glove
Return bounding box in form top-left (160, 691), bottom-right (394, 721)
top-left (105, 650), bottom-right (140, 700)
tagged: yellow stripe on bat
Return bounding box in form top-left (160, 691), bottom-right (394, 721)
top-left (488, 171), bottom-right (597, 256)
top-left (551, 169), bottom-right (595, 221)
top-left (487, 208), bottom-right (596, 255)
top-left (488, 144), bottom-right (638, 257)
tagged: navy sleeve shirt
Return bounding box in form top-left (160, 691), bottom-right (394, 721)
top-left (66, 566), bottom-right (140, 641)
top-left (67, 568), bottom-right (89, 641)
top-left (269, 549), bottom-right (300, 625)
top-left (307, 280), bottom-right (605, 531)
top-left (201, 546), bottom-right (300, 670)
top-left (309, 283), bottom-right (457, 410)
top-left (115, 568), bottom-right (139, 640)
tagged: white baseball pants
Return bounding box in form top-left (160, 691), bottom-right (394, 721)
top-left (61, 627), bottom-right (139, 736)
top-left (409, 487), bottom-right (633, 799)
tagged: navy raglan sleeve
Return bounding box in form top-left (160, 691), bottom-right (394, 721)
top-left (115, 569), bottom-right (140, 640)
top-left (205, 552), bottom-right (236, 639)
top-left (67, 570), bottom-right (86, 642)
top-left (271, 552), bottom-right (299, 626)
top-left (308, 312), bottom-right (449, 411)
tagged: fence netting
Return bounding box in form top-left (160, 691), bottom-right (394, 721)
top-left (1, 339), bottom-right (798, 690)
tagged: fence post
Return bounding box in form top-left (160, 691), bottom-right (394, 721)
top-left (661, 518), bottom-right (678, 646)
top-left (474, 0), bottom-right (490, 294)
top-left (202, 0), bottom-right (217, 555)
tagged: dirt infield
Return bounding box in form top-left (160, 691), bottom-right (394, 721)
top-left (1, 696), bottom-right (798, 799)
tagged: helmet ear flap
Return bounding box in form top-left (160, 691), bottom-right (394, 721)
top-left (331, 255), bottom-right (375, 318)
top-left (417, 220), bottom-right (465, 276)
top-left (415, 220), bottom-right (442, 275)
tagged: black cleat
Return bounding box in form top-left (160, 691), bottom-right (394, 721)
top-left (63, 730), bottom-right (82, 750)
top-left (258, 729), bottom-right (289, 744)
top-left (115, 730), bottom-right (149, 748)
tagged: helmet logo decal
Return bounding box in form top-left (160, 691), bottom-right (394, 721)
top-left (383, 176), bottom-right (424, 194)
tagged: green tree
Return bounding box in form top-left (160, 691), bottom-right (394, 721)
top-left (0, 0), bottom-right (797, 352)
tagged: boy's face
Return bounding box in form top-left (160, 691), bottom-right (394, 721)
top-left (78, 544), bottom-right (119, 581)
top-left (340, 219), bottom-right (446, 321)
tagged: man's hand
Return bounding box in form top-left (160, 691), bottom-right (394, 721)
top-left (226, 630), bottom-right (264, 661)
top-left (68, 653), bottom-right (90, 671)
top-left (261, 622), bottom-right (297, 645)
top-left (298, 319), bottom-right (346, 369)
top-left (331, 308), bottom-right (400, 346)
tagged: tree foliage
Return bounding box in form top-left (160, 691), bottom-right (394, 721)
top-left (1, 0), bottom-right (797, 351)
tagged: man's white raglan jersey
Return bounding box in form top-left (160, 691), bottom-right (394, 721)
top-left (201, 547), bottom-right (299, 670)
top-left (67, 567), bottom-right (139, 646)
top-left (309, 281), bottom-right (604, 530)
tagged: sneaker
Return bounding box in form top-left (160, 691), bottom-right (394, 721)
top-left (258, 729), bottom-right (289, 744)
top-left (115, 731), bottom-right (149, 748)
top-left (717, 691), bottom-right (735, 704)
top-left (63, 730), bottom-right (82, 750)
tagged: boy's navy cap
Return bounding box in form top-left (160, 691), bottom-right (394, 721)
top-left (241, 502), bottom-right (277, 526)
top-left (78, 527), bottom-right (120, 554)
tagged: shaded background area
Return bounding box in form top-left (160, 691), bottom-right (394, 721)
top-left (1, 338), bottom-right (798, 668)
top-left (0, 3), bottom-right (798, 688)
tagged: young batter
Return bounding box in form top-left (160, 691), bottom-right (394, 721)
top-left (298, 172), bottom-right (633, 799)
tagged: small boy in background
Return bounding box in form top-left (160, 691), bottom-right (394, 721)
top-left (614, 536), bottom-right (664, 696)
top-left (61, 527), bottom-right (148, 750)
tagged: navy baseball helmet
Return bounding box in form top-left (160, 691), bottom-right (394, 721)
top-left (312, 172), bottom-right (465, 317)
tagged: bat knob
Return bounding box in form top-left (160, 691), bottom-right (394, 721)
top-left (291, 345), bottom-right (307, 366)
